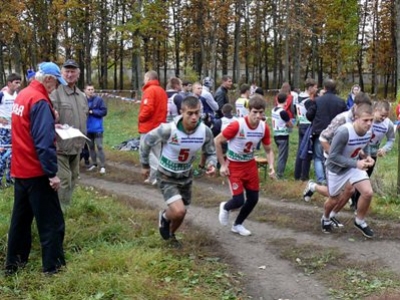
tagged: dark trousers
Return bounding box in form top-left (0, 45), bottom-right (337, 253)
top-left (274, 136), bottom-right (289, 179)
top-left (294, 124), bottom-right (312, 181)
top-left (6, 176), bottom-right (65, 273)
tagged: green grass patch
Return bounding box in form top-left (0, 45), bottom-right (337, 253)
top-left (270, 238), bottom-right (400, 299)
top-left (0, 186), bottom-right (245, 299)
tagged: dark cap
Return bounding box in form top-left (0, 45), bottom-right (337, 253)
top-left (62, 59), bottom-right (79, 68)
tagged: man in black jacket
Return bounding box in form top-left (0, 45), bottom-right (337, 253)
top-left (306, 79), bottom-right (347, 184)
top-left (214, 75), bottom-right (232, 118)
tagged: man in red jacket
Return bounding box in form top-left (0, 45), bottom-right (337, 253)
top-left (138, 70), bottom-right (168, 184)
top-left (6, 62), bottom-right (66, 275)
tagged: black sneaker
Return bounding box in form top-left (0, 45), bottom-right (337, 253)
top-left (303, 180), bottom-right (315, 202)
top-left (330, 216), bottom-right (344, 228)
top-left (169, 234), bottom-right (182, 249)
top-left (354, 221), bottom-right (374, 238)
top-left (158, 210), bottom-right (171, 240)
top-left (321, 219), bottom-right (333, 234)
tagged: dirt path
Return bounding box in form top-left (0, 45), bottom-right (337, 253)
top-left (79, 162), bottom-right (400, 299)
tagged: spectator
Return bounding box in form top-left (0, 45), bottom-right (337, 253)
top-left (306, 78), bottom-right (347, 184)
top-left (85, 84), bottom-right (108, 174)
top-left (6, 62), bottom-right (66, 275)
top-left (201, 77), bottom-right (219, 117)
top-left (51, 59), bottom-right (88, 208)
top-left (179, 80), bottom-right (192, 98)
top-left (138, 70), bottom-right (168, 185)
top-left (166, 77), bottom-right (184, 122)
top-left (346, 84), bottom-right (361, 110)
top-left (214, 75), bottom-right (233, 118)
top-left (0, 73), bottom-right (22, 187)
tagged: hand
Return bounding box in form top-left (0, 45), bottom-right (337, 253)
top-left (268, 168), bottom-right (276, 179)
top-left (365, 156), bottom-right (375, 167)
top-left (219, 163), bottom-right (229, 177)
top-left (55, 123), bottom-right (64, 129)
top-left (205, 165), bottom-right (216, 176)
top-left (377, 149), bottom-right (386, 157)
top-left (49, 176), bottom-right (61, 191)
top-left (356, 159), bottom-right (370, 171)
top-left (141, 167), bottom-right (150, 180)
top-left (0, 117), bottom-right (9, 125)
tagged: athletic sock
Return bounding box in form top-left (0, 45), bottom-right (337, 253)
top-left (329, 211), bottom-right (337, 218)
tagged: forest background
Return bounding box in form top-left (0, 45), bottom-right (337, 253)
top-left (1, 0), bottom-right (400, 99)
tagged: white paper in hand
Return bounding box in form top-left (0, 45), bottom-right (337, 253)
top-left (55, 124), bottom-right (89, 140)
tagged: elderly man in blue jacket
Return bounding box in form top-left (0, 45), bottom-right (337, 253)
top-left (84, 84), bottom-right (107, 174)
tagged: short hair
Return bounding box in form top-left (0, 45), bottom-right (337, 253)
top-left (305, 78), bottom-right (316, 90)
top-left (167, 77), bottom-right (182, 90)
top-left (374, 100), bottom-right (390, 112)
top-left (145, 70), bottom-right (158, 80)
top-left (277, 93), bottom-right (287, 104)
top-left (353, 92), bottom-right (371, 106)
top-left (222, 103), bottom-right (234, 115)
top-left (221, 75), bottom-right (232, 83)
top-left (280, 82), bottom-right (291, 94)
top-left (354, 103), bottom-right (373, 117)
top-left (323, 79), bottom-right (336, 92)
top-left (240, 84), bottom-right (250, 94)
top-left (248, 94), bottom-right (266, 111)
top-left (181, 96), bottom-right (200, 109)
top-left (85, 84), bottom-right (94, 89)
top-left (7, 73), bottom-right (21, 83)
top-left (182, 80), bottom-right (192, 86)
top-left (254, 87), bottom-right (264, 95)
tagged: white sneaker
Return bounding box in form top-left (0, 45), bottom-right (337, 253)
top-left (218, 202), bottom-right (229, 226)
top-left (151, 179), bottom-right (157, 185)
top-left (100, 167), bottom-right (106, 174)
top-left (87, 165), bottom-right (97, 171)
top-left (231, 224), bottom-right (251, 236)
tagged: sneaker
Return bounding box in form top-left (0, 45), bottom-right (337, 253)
top-left (303, 180), bottom-right (315, 202)
top-left (218, 202), bottom-right (229, 226)
top-left (354, 221), bottom-right (374, 238)
top-left (151, 179), bottom-right (157, 186)
top-left (330, 216), bottom-right (344, 228)
top-left (158, 210), bottom-right (171, 240)
top-left (87, 165), bottom-right (97, 171)
top-left (321, 219), bottom-right (333, 234)
top-left (99, 167), bottom-right (106, 174)
top-left (169, 234), bottom-right (182, 249)
top-left (231, 224), bottom-right (251, 236)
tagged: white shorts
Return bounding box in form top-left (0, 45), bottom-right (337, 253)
top-left (327, 168), bottom-right (369, 197)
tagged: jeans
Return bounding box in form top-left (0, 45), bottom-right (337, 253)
top-left (313, 136), bottom-right (326, 184)
top-left (294, 124), bottom-right (311, 181)
top-left (274, 136), bottom-right (289, 179)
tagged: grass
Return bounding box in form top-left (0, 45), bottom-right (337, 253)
top-left (0, 186), bottom-right (245, 299)
top-left (270, 238), bottom-right (400, 300)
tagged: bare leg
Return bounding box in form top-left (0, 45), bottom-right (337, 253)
top-left (165, 199), bottom-right (187, 234)
top-left (332, 183), bottom-right (355, 214)
top-left (353, 180), bottom-right (373, 220)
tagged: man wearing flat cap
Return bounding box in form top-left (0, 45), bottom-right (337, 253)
top-left (51, 59), bottom-right (88, 208)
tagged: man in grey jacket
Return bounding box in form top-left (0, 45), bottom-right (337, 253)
top-left (214, 75), bottom-right (232, 118)
top-left (51, 59), bottom-right (88, 208)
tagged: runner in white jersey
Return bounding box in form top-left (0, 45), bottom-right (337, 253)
top-left (140, 96), bottom-right (217, 247)
top-left (235, 84), bottom-right (250, 117)
top-left (321, 103), bottom-right (375, 238)
top-left (216, 94), bottom-right (275, 236)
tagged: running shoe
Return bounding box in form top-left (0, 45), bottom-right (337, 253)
top-left (330, 216), bottom-right (344, 228)
top-left (321, 219), bottom-right (333, 234)
top-left (169, 234), bottom-right (182, 249)
top-left (158, 210), bottom-right (171, 240)
top-left (354, 221), bottom-right (374, 238)
top-left (231, 224), bottom-right (251, 236)
top-left (303, 180), bottom-right (315, 202)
